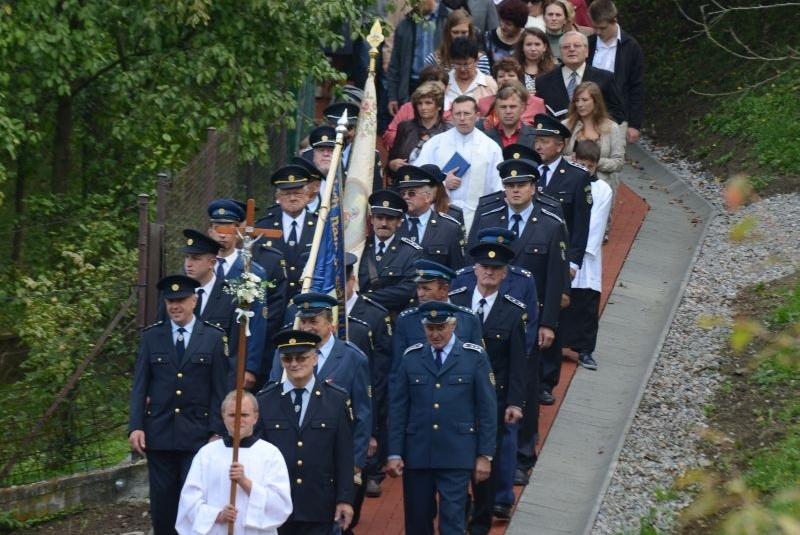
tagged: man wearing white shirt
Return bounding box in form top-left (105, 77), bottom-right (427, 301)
top-left (587, 0), bottom-right (645, 143)
top-left (415, 95), bottom-right (503, 232)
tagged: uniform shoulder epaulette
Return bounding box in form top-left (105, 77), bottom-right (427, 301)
top-left (348, 315), bottom-right (370, 328)
top-left (203, 321), bottom-right (226, 332)
top-left (510, 266), bottom-right (532, 278)
top-left (455, 266), bottom-right (474, 276)
top-left (400, 236), bottom-right (423, 250)
top-left (361, 295), bottom-right (389, 313)
top-left (398, 306), bottom-right (419, 319)
top-left (503, 294), bottom-right (527, 309)
top-left (455, 304), bottom-right (476, 315)
top-left (566, 159), bottom-right (588, 172)
top-left (344, 339), bottom-right (369, 357)
top-left (256, 381), bottom-right (281, 396)
top-left (541, 208), bottom-right (563, 223)
top-left (258, 244), bottom-right (283, 256)
top-left (448, 286), bottom-right (468, 295)
top-left (463, 342), bottom-right (483, 353)
top-left (142, 320), bottom-right (164, 331)
top-left (536, 192), bottom-right (561, 207)
top-left (323, 380), bottom-right (349, 396)
top-left (403, 342), bottom-right (423, 355)
top-left (479, 204), bottom-right (504, 218)
top-left (437, 211), bottom-right (460, 225)
top-left (477, 191), bottom-right (504, 206)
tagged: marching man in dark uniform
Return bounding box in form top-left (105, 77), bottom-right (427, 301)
top-left (179, 229), bottom-right (266, 392)
top-left (207, 199), bottom-right (288, 389)
top-left (258, 330), bottom-right (355, 535)
top-left (129, 274), bottom-right (228, 535)
top-left (268, 293), bottom-right (372, 491)
top-left (358, 189), bottom-right (423, 315)
top-left (255, 164), bottom-right (319, 299)
top-left (387, 301), bottom-right (497, 535)
top-left (394, 163), bottom-right (466, 271)
top-left (533, 113), bottom-right (592, 272)
top-left (449, 242), bottom-right (528, 528)
top-left (344, 252), bottom-right (393, 498)
top-left (392, 259), bottom-right (484, 375)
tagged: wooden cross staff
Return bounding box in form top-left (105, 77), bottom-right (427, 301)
top-left (215, 199), bottom-right (281, 535)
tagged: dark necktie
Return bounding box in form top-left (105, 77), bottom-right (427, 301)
top-left (409, 217), bottom-right (421, 243)
top-left (287, 220), bottom-right (298, 248)
top-left (313, 349), bottom-right (321, 376)
top-left (193, 288), bottom-right (204, 317)
top-left (476, 298), bottom-right (487, 322)
top-left (376, 241), bottom-right (385, 261)
top-left (293, 388), bottom-right (304, 424)
top-left (215, 257), bottom-right (225, 279)
top-left (176, 327), bottom-right (186, 359)
top-left (567, 70), bottom-right (578, 100)
top-left (510, 213), bottom-right (522, 238)
top-left (434, 349), bottom-right (443, 370)
top-left (540, 166), bottom-right (549, 188)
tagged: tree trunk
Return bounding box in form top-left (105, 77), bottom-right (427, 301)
top-left (52, 95), bottom-right (72, 195)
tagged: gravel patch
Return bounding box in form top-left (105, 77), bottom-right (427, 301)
top-left (591, 138), bottom-right (800, 534)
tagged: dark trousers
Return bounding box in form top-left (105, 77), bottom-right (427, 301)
top-left (403, 468), bottom-right (472, 535)
top-left (146, 450), bottom-right (195, 535)
top-left (518, 353), bottom-right (541, 470)
top-left (469, 407), bottom-right (515, 535)
top-left (560, 288), bottom-right (601, 353)
top-left (278, 521), bottom-right (332, 535)
top-left (539, 324), bottom-right (563, 391)
top-left (344, 479), bottom-right (367, 534)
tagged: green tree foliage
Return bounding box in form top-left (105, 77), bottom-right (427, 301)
top-left (0, 0), bottom-right (374, 484)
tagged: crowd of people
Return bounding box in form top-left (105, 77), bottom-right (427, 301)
top-left (128, 0), bottom-right (643, 534)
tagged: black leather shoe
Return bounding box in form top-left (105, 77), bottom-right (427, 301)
top-left (539, 389), bottom-right (555, 405)
top-left (492, 504), bottom-right (512, 519)
top-left (513, 467), bottom-right (530, 486)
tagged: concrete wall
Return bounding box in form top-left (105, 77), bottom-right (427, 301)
top-left (0, 461), bottom-right (148, 521)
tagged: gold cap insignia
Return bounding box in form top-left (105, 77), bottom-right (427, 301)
top-left (382, 201), bottom-right (390, 207)
top-left (217, 208), bottom-right (225, 214)
top-left (288, 175), bottom-right (295, 181)
top-left (303, 302), bottom-right (310, 309)
top-left (430, 310), bottom-right (438, 317)
top-left (289, 338), bottom-right (296, 344)
top-left (488, 250), bottom-right (496, 258)
top-left (417, 270), bottom-right (424, 276)
top-left (537, 123), bottom-right (543, 128)
top-left (403, 175), bottom-right (410, 180)
top-left (513, 152), bottom-right (520, 159)
top-left (187, 238), bottom-right (194, 245)
top-left (511, 170), bottom-right (518, 176)
top-left (171, 283), bottom-right (179, 291)
top-left (497, 236), bottom-right (505, 243)
top-left (321, 135), bottom-right (329, 141)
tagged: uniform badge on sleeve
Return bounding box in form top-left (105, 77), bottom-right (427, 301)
top-left (489, 372), bottom-right (496, 386)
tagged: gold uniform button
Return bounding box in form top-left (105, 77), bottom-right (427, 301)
top-left (275, 424), bottom-right (280, 428)
top-left (176, 390), bottom-right (182, 396)
top-left (435, 383), bottom-right (441, 389)
top-left (296, 478), bottom-right (303, 485)
top-left (321, 423), bottom-right (326, 428)
top-left (174, 408), bottom-right (181, 414)
top-left (432, 424), bottom-right (439, 430)
top-left (157, 357), bottom-right (162, 362)
top-left (433, 403), bottom-right (440, 409)
top-left (177, 373), bottom-right (183, 378)
top-left (470, 427), bottom-right (474, 432)
top-left (297, 441), bottom-right (303, 447)
top-left (458, 378), bottom-right (463, 382)
top-left (297, 460), bottom-right (303, 466)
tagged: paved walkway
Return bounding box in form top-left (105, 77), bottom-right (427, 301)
top-left (355, 144), bottom-right (688, 534)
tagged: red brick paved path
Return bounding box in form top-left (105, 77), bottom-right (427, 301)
top-left (355, 182), bottom-right (650, 535)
